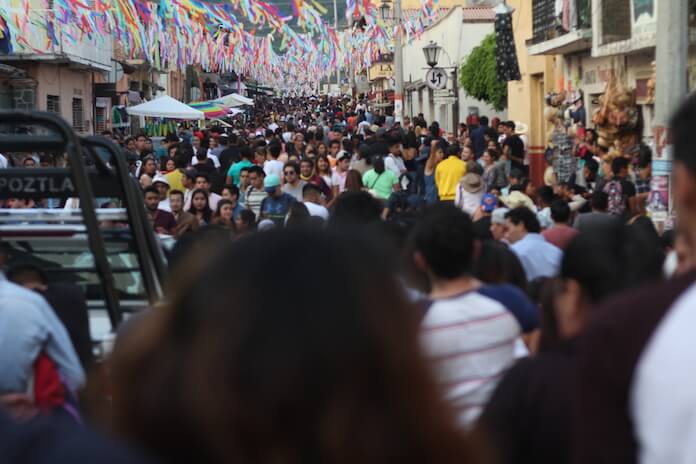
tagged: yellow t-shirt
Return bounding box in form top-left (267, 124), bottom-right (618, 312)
top-left (435, 156), bottom-right (467, 201)
top-left (165, 169), bottom-right (185, 193)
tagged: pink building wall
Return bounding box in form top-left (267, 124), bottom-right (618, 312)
top-left (21, 63), bottom-right (95, 134)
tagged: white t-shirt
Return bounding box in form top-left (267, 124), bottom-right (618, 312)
top-left (631, 283), bottom-right (696, 464)
top-left (331, 169), bottom-right (348, 193)
top-left (0, 153), bottom-right (7, 169)
top-left (303, 201), bottom-right (329, 220)
top-left (384, 154), bottom-right (405, 176)
top-left (158, 197), bottom-right (171, 212)
top-left (264, 159), bottom-right (284, 178)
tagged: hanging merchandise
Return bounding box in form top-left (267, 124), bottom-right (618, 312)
top-left (494, 4), bottom-right (521, 82)
top-left (144, 119), bottom-right (178, 138)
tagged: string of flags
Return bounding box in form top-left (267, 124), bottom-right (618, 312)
top-left (0, 0), bottom-right (441, 89)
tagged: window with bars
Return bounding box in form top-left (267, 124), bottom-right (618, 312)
top-left (72, 98), bottom-right (85, 133)
top-left (601, 0), bottom-right (631, 44)
top-left (95, 106), bottom-right (106, 133)
top-left (46, 95), bottom-right (60, 114)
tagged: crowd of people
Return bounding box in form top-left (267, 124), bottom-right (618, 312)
top-left (0, 91), bottom-right (695, 464)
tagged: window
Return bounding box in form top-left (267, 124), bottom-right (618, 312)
top-left (72, 97), bottom-right (85, 132)
top-left (95, 106), bottom-right (106, 133)
top-left (46, 95), bottom-right (60, 114)
top-left (601, 0), bottom-right (631, 44)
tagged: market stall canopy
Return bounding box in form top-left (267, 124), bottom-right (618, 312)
top-left (216, 93), bottom-right (254, 107)
top-left (188, 101), bottom-right (231, 119)
top-left (229, 108), bottom-right (244, 116)
top-left (126, 95), bottom-right (204, 120)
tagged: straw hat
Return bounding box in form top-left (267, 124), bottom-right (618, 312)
top-left (514, 121), bottom-right (529, 135)
top-left (461, 173), bottom-right (484, 194)
top-left (500, 191), bottom-right (537, 212)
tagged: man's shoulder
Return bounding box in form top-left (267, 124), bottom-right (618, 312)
top-left (0, 279), bottom-right (47, 310)
top-left (587, 271), bottom-right (696, 339)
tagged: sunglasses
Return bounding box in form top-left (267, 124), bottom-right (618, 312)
top-left (284, 171), bottom-right (296, 175)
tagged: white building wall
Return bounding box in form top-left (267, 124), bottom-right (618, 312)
top-left (401, 6), bottom-right (506, 133)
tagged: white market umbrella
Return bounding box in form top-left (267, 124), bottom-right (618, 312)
top-left (126, 95), bottom-right (204, 120)
top-left (216, 93), bottom-right (254, 107)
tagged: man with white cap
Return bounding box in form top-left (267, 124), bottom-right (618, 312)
top-left (152, 174), bottom-right (171, 212)
top-left (489, 207), bottom-right (509, 242)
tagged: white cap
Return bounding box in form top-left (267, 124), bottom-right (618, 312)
top-left (491, 207), bottom-right (509, 225)
top-left (152, 173), bottom-right (170, 187)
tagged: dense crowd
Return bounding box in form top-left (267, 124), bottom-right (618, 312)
top-left (0, 92), bottom-right (695, 464)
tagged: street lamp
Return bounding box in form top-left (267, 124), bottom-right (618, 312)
top-left (379, 0), bottom-right (391, 21)
top-left (422, 41), bottom-right (441, 68)
top-left (422, 41), bottom-right (459, 134)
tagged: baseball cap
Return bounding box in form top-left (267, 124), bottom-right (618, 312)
top-left (152, 174), bottom-right (170, 187)
top-left (264, 174), bottom-right (281, 191)
top-left (337, 151), bottom-right (351, 162)
top-left (491, 207), bottom-right (509, 225)
top-left (481, 193), bottom-right (497, 213)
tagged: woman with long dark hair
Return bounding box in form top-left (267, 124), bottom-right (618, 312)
top-left (109, 228), bottom-right (478, 464)
top-left (139, 156), bottom-right (158, 188)
top-left (235, 209), bottom-right (257, 235)
top-left (344, 169), bottom-right (364, 193)
top-left (316, 155), bottom-right (334, 190)
top-left (424, 140), bottom-right (446, 204)
top-left (316, 142), bottom-right (328, 157)
top-left (212, 199), bottom-right (237, 231)
top-left (186, 188), bottom-right (212, 226)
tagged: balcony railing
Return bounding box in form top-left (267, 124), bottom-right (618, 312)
top-left (530, 0), bottom-right (591, 45)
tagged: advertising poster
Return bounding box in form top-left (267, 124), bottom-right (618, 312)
top-left (648, 175), bottom-right (669, 216)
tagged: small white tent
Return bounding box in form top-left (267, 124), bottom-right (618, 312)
top-left (126, 95), bottom-right (204, 120)
top-left (216, 93), bottom-right (254, 108)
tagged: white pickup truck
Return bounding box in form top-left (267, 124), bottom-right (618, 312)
top-left (0, 112), bottom-right (167, 357)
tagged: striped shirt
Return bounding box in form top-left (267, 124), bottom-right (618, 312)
top-left (245, 186), bottom-right (268, 221)
top-left (422, 288), bottom-right (521, 429)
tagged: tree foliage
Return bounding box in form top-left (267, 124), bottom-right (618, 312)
top-left (459, 33), bottom-right (508, 111)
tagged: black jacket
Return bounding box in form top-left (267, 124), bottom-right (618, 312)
top-left (478, 341), bottom-right (577, 464)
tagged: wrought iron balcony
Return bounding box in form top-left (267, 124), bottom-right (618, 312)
top-left (530, 0), bottom-right (591, 44)
top-left (527, 0), bottom-right (592, 55)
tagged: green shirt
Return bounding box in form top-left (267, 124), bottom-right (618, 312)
top-left (227, 159), bottom-right (254, 186)
top-left (362, 169), bottom-right (398, 200)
